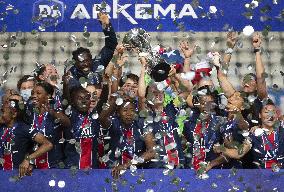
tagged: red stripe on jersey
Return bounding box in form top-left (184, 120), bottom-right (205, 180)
top-left (35, 152), bottom-right (49, 169)
top-left (79, 138), bottom-right (93, 169)
top-left (193, 121), bottom-right (208, 170)
top-left (164, 135), bottom-right (179, 166)
top-left (79, 117), bottom-right (92, 169)
top-left (263, 132), bottom-right (278, 169)
top-left (3, 153), bottom-right (13, 170)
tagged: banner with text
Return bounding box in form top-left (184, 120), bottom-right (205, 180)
top-left (0, 0), bottom-right (283, 32)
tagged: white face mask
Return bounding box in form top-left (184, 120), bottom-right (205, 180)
top-left (20, 89), bottom-right (32, 102)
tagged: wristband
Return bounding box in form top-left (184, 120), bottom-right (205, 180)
top-left (254, 48), bottom-right (261, 53)
top-left (103, 23), bottom-right (112, 31)
top-left (215, 65), bottom-right (220, 71)
top-left (25, 155), bottom-right (34, 162)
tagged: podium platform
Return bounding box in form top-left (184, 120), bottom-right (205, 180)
top-left (0, 169), bottom-right (283, 192)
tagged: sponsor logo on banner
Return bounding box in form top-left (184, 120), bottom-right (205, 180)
top-left (70, 1), bottom-right (198, 24)
top-left (33, 0), bottom-right (65, 27)
top-left (33, 0), bottom-right (198, 26)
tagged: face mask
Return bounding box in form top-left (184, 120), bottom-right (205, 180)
top-left (20, 89), bottom-right (32, 102)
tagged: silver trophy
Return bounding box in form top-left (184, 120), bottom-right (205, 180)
top-left (122, 28), bottom-right (171, 82)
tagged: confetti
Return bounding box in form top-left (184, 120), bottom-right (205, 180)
top-left (243, 12), bottom-right (253, 19)
top-left (95, 65), bottom-right (105, 73)
top-left (250, 0), bottom-right (259, 9)
top-left (198, 173), bottom-right (209, 180)
top-left (92, 113), bottom-right (99, 119)
top-left (87, 41), bottom-right (94, 47)
top-left (13, 9), bottom-right (19, 14)
top-left (41, 40), bottom-right (47, 46)
top-left (254, 128), bottom-right (264, 136)
top-left (262, 25), bottom-right (271, 37)
top-left (69, 34), bottom-right (77, 42)
top-left (209, 6), bottom-right (217, 14)
top-left (3, 53), bottom-right (9, 60)
top-left (243, 25), bottom-right (254, 36)
top-left (49, 180), bottom-right (56, 187)
top-left (211, 183), bottom-right (218, 189)
top-left (247, 64), bottom-right (253, 71)
top-left (156, 24), bottom-right (163, 30)
top-left (10, 41), bottom-right (17, 47)
top-left (0, 158), bottom-right (4, 165)
top-left (115, 97), bottom-right (123, 106)
top-left (20, 38), bottom-right (27, 45)
top-left (38, 25), bottom-right (46, 32)
top-left (236, 41), bottom-right (243, 49)
top-left (83, 31), bottom-right (90, 38)
top-left (31, 29), bottom-right (38, 35)
top-left (6, 4), bottom-right (14, 11)
top-left (58, 181), bottom-right (65, 188)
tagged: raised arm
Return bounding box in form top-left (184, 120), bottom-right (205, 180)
top-left (223, 32), bottom-right (237, 66)
top-left (213, 52), bottom-right (236, 98)
top-left (110, 46), bottom-right (127, 94)
top-left (97, 12), bottom-right (118, 68)
top-left (98, 96), bottom-right (116, 129)
top-left (179, 41), bottom-right (195, 73)
top-left (169, 70), bottom-right (192, 100)
top-left (213, 32), bottom-right (238, 98)
top-left (138, 57), bottom-right (147, 98)
top-left (62, 71), bottom-right (72, 104)
top-left (253, 33), bottom-right (268, 100)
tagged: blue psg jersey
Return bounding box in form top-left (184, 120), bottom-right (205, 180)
top-left (64, 108), bottom-right (102, 169)
top-left (146, 103), bottom-right (185, 168)
top-left (106, 117), bottom-right (146, 168)
top-left (249, 125), bottom-right (284, 169)
top-left (0, 121), bottom-right (39, 169)
top-left (183, 111), bottom-right (238, 169)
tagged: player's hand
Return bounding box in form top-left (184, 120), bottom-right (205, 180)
top-left (98, 12), bottom-right (110, 26)
top-left (179, 41), bottom-right (195, 58)
top-left (227, 31), bottom-right (238, 48)
top-left (252, 33), bottom-right (262, 49)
